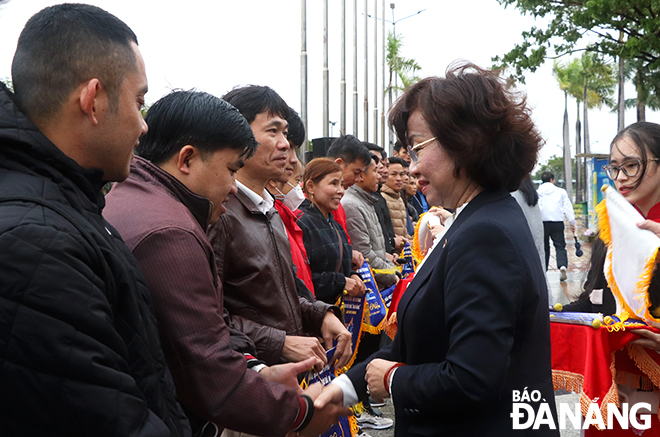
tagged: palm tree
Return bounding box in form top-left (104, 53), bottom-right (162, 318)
top-left (553, 54), bottom-right (616, 202)
top-left (552, 62), bottom-right (574, 201)
top-left (385, 31), bottom-right (420, 148)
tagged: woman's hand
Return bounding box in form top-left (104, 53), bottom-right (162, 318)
top-left (344, 275), bottom-right (366, 297)
top-left (632, 319), bottom-right (660, 351)
top-left (638, 220), bottom-right (660, 238)
top-left (428, 206), bottom-right (452, 225)
top-left (365, 358), bottom-right (398, 402)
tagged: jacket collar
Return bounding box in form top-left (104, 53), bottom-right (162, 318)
top-left (0, 83), bottom-right (106, 209)
top-left (346, 184), bottom-right (379, 205)
top-left (381, 184), bottom-right (401, 199)
top-left (130, 156), bottom-right (213, 229)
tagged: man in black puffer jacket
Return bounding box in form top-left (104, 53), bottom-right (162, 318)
top-left (0, 4), bottom-right (190, 436)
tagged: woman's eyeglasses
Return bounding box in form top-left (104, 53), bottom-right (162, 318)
top-left (407, 137), bottom-right (436, 163)
top-left (603, 158), bottom-right (659, 180)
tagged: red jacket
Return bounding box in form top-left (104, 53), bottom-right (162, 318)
top-left (332, 202), bottom-right (351, 243)
top-left (274, 199), bottom-right (316, 297)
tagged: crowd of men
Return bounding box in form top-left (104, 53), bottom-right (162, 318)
top-left (0, 4), bottom-right (428, 436)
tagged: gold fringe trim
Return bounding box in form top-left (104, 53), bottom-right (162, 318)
top-left (383, 311), bottom-right (398, 340)
top-left (552, 353), bottom-right (619, 431)
top-left (626, 344), bottom-right (660, 389)
top-left (352, 401), bottom-right (366, 416)
top-left (596, 198), bottom-right (610, 244)
top-left (636, 247), bottom-right (660, 320)
top-left (348, 415), bottom-right (359, 437)
top-left (411, 212), bottom-right (426, 264)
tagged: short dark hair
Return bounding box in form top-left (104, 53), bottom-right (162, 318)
top-left (326, 134), bottom-right (372, 166)
top-left (610, 121), bottom-right (660, 191)
top-left (135, 90), bottom-right (257, 165)
top-left (222, 85), bottom-right (290, 125)
top-left (389, 62), bottom-right (542, 191)
top-left (363, 142), bottom-right (383, 153)
top-left (388, 156), bottom-right (407, 168)
top-left (12, 4), bottom-right (138, 124)
top-left (541, 171), bottom-right (554, 183)
top-left (287, 107), bottom-right (305, 148)
top-left (393, 141), bottom-right (404, 153)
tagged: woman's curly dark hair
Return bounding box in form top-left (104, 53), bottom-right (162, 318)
top-left (389, 61), bottom-right (543, 192)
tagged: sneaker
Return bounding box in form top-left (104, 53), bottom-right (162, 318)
top-left (356, 430), bottom-right (373, 437)
top-left (356, 410), bottom-right (394, 430)
top-left (369, 396), bottom-right (386, 408)
top-left (560, 266), bottom-right (567, 281)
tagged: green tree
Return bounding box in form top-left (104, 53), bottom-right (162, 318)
top-left (534, 155), bottom-right (575, 189)
top-left (493, 1), bottom-right (660, 93)
top-left (386, 31), bottom-right (421, 96)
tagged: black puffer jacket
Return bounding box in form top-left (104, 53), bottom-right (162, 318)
top-left (0, 84), bottom-right (190, 436)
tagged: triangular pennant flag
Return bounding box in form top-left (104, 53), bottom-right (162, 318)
top-left (597, 185), bottom-right (660, 322)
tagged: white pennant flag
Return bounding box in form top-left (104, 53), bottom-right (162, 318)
top-left (597, 185), bottom-right (660, 321)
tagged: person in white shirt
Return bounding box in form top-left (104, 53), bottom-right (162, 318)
top-left (537, 171), bottom-right (576, 281)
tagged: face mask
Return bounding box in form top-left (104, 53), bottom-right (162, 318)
top-left (283, 183), bottom-right (305, 211)
top-left (272, 187), bottom-right (287, 202)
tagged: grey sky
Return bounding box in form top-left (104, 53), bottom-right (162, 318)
top-left (1, 0), bottom-right (657, 166)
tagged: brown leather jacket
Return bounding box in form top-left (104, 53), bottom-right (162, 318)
top-left (208, 188), bottom-right (338, 365)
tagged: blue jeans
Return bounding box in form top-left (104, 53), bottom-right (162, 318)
top-left (543, 221), bottom-right (567, 270)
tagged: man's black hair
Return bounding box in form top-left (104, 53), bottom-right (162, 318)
top-left (287, 107), bottom-right (305, 148)
top-left (388, 156), bottom-right (408, 168)
top-left (136, 90), bottom-right (257, 165)
top-left (222, 85), bottom-right (290, 125)
top-left (326, 134), bottom-right (372, 166)
top-left (363, 142), bottom-right (383, 153)
top-left (12, 3), bottom-right (138, 123)
top-left (541, 171), bottom-right (554, 183)
top-left (393, 141), bottom-right (404, 152)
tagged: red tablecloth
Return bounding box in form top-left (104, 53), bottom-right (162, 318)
top-left (551, 322), bottom-right (660, 432)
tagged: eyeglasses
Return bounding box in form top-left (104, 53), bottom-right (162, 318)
top-left (603, 158), bottom-right (659, 180)
top-left (407, 137), bottom-right (436, 163)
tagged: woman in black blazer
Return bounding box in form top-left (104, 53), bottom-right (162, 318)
top-left (317, 63), bottom-right (559, 436)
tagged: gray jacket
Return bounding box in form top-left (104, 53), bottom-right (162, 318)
top-left (342, 185), bottom-right (396, 271)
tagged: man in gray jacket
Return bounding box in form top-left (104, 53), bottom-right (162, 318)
top-left (342, 155), bottom-right (398, 289)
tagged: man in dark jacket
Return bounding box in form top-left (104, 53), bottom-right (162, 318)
top-left (0, 4), bottom-right (190, 436)
top-left (104, 90), bottom-right (347, 437)
top-left (208, 85), bottom-right (351, 369)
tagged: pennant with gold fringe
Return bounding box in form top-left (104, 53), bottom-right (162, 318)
top-left (336, 293), bottom-right (366, 371)
top-left (300, 347), bottom-right (357, 437)
top-left (596, 185), bottom-right (660, 324)
top-left (357, 261), bottom-right (387, 335)
top-left (412, 211), bottom-right (441, 264)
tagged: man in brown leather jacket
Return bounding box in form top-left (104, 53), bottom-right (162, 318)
top-left (208, 85), bottom-right (351, 369)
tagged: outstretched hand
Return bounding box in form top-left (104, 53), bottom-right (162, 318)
top-left (290, 383), bottom-right (352, 437)
top-left (259, 357), bottom-right (317, 392)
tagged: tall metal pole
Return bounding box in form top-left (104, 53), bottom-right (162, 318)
top-left (373, 0), bottom-right (378, 143)
top-left (381, 0), bottom-right (386, 148)
top-left (340, 0), bottom-right (346, 136)
top-left (363, 0), bottom-right (369, 140)
top-left (301, 0), bottom-right (308, 152)
top-left (388, 2), bottom-right (395, 154)
top-left (323, 0), bottom-right (329, 137)
top-left (353, 0), bottom-right (358, 134)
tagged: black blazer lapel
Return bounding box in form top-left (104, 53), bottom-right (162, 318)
top-left (397, 188), bottom-right (511, 322)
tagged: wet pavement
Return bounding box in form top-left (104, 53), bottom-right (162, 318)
top-left (362, 216), bottom-right (594, 437)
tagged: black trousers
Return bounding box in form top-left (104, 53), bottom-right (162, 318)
top-left (543, 221), bottom-right (567, 270)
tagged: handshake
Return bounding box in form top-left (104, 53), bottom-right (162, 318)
top-left (260, 357), bottom-right (351, 437)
